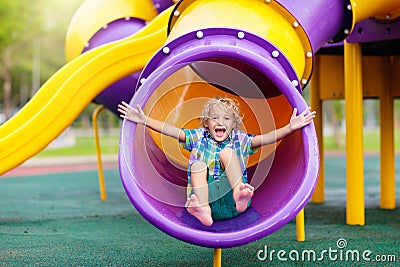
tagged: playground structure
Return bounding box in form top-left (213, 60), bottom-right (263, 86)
top-left (0, 0), bottom-right (399, 263)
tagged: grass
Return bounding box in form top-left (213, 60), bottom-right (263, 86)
top-left (36, 130), bottom-right (120, 157)
top-left (324, 129), bottom-right (400, 152)
top-left (35, 128), bottom-right (399, 158)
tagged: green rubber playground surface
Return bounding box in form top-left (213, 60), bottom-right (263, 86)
top-left (1, 155), bottom-right (399, 266)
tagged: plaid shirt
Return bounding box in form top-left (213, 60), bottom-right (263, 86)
top-left (181, 128), bottom-right (257, 182)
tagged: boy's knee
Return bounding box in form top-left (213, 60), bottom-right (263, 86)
top-left (219, 147), bottom-right (236, 160)
top-left (219, 148), bottom-right (241, 171)
top-left (190, 161), bottom-right (207, 173)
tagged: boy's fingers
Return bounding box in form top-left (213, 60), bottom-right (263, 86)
top-left (300, 108), bottom-right (309, 116)
top-left (118, 103), bottom-right (129, 111)
top-left (121, 101), bottom-right (132, 109)
top-left (301, 107), bottom-right (314, 117)
top-left (117, 106), bottom-right (128, 113)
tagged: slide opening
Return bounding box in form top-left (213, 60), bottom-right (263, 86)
top-left (119, 48), bottom-right (318, 247)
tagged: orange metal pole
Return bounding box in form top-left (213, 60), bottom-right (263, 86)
top-left (344, 42), bottom-right (364, 225)
top-left (213, 248), bottom-right (222, 267)
top-left (92, 105), bottom-right (107, 201)
top-left (310, 56), bottom-right (324, 203)
top-left (380, 56), bottom-right (395, 210)
top-left (296, 208), bottom-right (305, 242)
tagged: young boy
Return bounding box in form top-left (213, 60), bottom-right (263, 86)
top-left (118, 97), bottom-right (315, 226)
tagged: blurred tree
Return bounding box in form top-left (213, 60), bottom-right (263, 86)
top-left (0, 0), bottom-right (44, 119)
top-left (325, 100), bottom-right (345, 148)
top-left (0, 0), bottom-right (84, 121)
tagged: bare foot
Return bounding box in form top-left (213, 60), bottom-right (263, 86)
top-left (185, 194), bottom-right (213, 226)
top-left (234, 183), bottom-right (254, 212)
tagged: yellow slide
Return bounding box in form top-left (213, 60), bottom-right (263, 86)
top-left (0, 7), bottom-right (172, 176)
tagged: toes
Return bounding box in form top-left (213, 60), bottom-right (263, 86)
top-left (244, 183), bottom-right (254, 191)
top-left (185, 197), bottom-right (191, 208)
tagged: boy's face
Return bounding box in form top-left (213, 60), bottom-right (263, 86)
top-left (205, 105), bottom-right (236, 142)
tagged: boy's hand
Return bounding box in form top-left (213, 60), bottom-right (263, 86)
top-left (118, 101), bottom-right (147, 124)
top-left (289, 107), bottom-right (316, 132)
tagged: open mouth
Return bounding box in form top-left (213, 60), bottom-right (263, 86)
top-left (214, 126), bottom-right (226, 138)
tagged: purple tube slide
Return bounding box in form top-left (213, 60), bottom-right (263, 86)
top-left (119, 28), bottom-right (319, 248)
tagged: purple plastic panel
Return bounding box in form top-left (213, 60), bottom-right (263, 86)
top-left (151, 0), bottom-right (175, 13)
top-left (276, 0), bottom-right (352, 50)
top-left (94, 72), bottom-right (141, 116)
top-left (347, 18), bottom-right (400, 43)
top-left (119, 28), bottom-right (319, 248)
top-left (81, 18), bottom-right (146, 115)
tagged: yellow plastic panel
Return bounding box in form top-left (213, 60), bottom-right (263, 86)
top-left (318, 55), bottom-right (345, 100)
top-left (350, 0), bottom-right (400, 25)
top-left (391, 56), bottom-right (400, 97)
top-left (65, 0), bottom-right (158, 61)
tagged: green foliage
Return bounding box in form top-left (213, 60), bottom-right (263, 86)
top-left (0, 0), bottom-right (85, 112)
top-left (0, 1), bottom-right (29, 48)
top-left (0, 0), bottom-right (45, 59)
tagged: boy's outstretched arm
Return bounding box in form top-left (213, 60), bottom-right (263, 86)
top-left (118, 101), bottom-right (186, 142)
top-left (251, 107), bottom-right (316, 148)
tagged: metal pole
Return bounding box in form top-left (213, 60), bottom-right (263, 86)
top-left (92, 105), bottom-right (107, 201)
top-left (344, 42), bottom-right (365, 225)
top-left (380, 56), bottom-right (395, 210)
top-left (213, 248), bottom-right (222, 267)
top-left (310, 55), bottom-right (324, 203)
top-left (296, 208), bottom-right (305, 242)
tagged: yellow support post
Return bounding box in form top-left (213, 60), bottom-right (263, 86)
top-left (92, 105), bottom-right (107, 201)
top-left (310, 55), bottom-right (324, 203)
top-left (344, 42), bottom-right (364, 225)
top-left (296, 208), bottom-right (305, 242)
top-left (213, 248), bottom-right (222, 267)
top-left (380, 56), bottom-right (395, 210)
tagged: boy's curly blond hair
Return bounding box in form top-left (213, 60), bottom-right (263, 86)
top-left (199, 96), bottom-right (243, 128)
